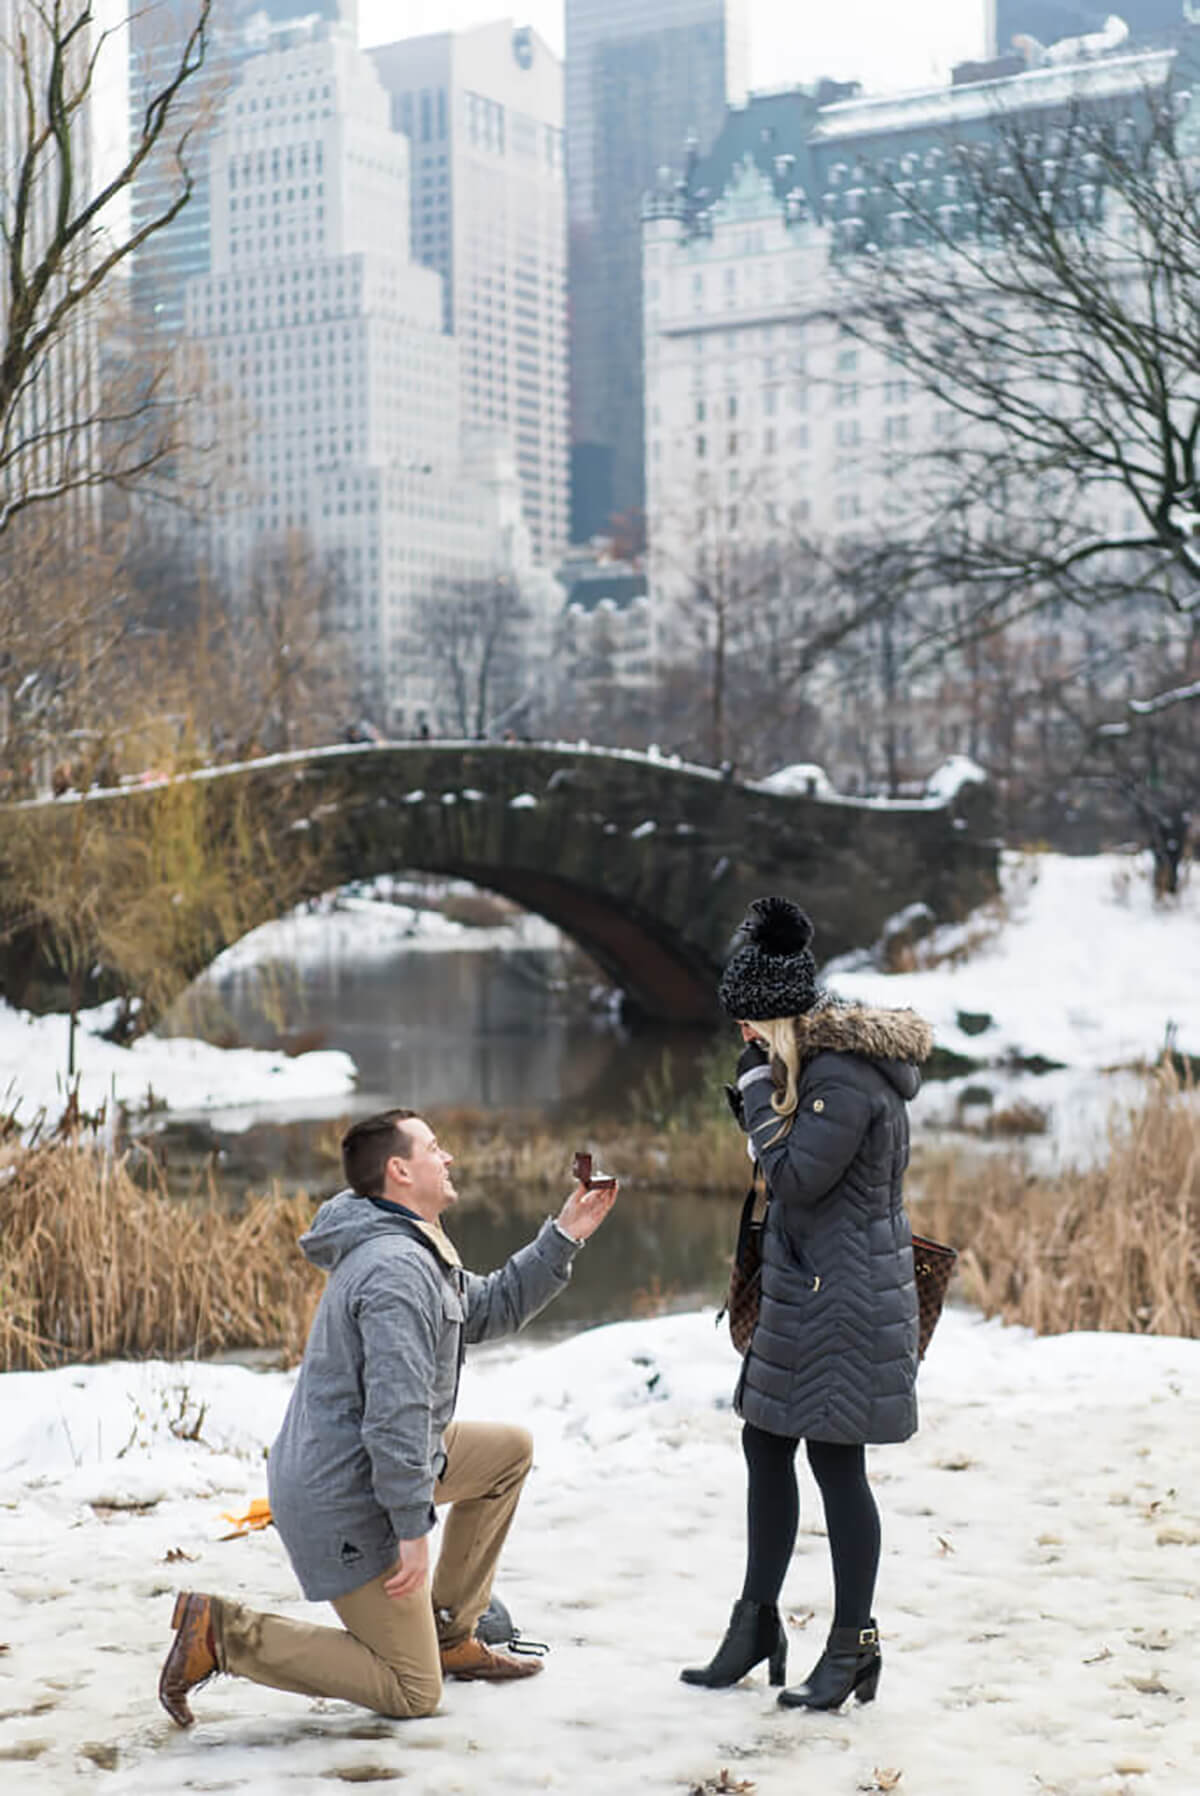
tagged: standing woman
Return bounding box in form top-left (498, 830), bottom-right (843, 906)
top-left (681, 897), bottom-right (932, 1711)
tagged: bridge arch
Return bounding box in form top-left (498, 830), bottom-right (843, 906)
top-left (3, 743), bottom-right (998, 1026)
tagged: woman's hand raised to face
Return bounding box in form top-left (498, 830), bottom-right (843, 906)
top-left (557, 1179), bottom-right (618, 1243)
top-left (735, 1026), bottom-right (770, 1081)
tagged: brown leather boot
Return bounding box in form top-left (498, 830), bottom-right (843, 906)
top-left (158, 1592), bottom-right (219, 1726)
top-left (440, 1636), bottom-right (543, 1682)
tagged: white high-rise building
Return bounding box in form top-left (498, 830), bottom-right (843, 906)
top-left (184, 12), bottom-right (510, 731)
top-left (369, 22), bottom-right (568, 566)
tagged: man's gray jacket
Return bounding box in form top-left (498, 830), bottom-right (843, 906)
top-left (267, 1190), bottom-right (580, 1601)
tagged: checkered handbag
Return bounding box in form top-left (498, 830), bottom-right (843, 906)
top-left (912, 1234), bottom-right (957, 1360)
top-left (719, 1168), bottom-right (767, 1356)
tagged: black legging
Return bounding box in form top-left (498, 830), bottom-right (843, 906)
top-left (740, 1422), bottom-right (881, 1628)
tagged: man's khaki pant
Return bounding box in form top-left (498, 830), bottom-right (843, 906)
top-left (212, 1421), bottom-right (533, 1718)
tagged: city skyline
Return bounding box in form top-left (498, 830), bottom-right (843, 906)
top-left (358, 0), bottom-right (991, 97)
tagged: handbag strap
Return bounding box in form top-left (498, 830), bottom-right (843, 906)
top-left (734, 1162), bottom-right (766, 1265)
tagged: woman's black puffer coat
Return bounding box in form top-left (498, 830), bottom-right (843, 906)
top-left (734, 1001), bottom-right (933, 1446)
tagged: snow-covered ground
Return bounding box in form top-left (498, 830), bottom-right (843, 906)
top-left (0, 895), bottom-right (555, 1130)
top-left (2, 853), bottom-right (1198, 1788)
top-left (208, 887), bottom-right (562, 977)
top-left (0, 1306), bottom-right (1196, 1794)
top-left (825, 851), bottom-right (1200, 1169)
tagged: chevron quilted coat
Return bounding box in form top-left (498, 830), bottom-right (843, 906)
top-left (734, 1002), bottom-right (934, 1446)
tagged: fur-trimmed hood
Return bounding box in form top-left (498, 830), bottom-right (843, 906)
top-left (793, 999), bottom-right (934, 1100)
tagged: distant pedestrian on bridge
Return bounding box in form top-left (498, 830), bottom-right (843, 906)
top-left (158, 1109), bottom-right (617, 1727)
top-left (682, 897), bottom-right (931, 1712)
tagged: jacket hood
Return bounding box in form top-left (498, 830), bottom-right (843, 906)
top-left (794, 999), bottom-right (934, 1100)
top-left (300, 1188), bottom-right (417, 1272)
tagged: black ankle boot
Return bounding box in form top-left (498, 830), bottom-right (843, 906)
top-left (680, 1599), bottom-right (787, 1689)
top-left (777, 1620), bottom-right (881, 1710)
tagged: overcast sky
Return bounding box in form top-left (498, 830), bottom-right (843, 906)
top-left (357, 0), bottom-right (993, 95)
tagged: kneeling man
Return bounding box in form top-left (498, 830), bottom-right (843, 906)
top-left (159, 1108), bottom-right (617, 1724)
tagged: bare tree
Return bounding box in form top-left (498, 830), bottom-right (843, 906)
top-left (415, 576), bottom-right (532, 739)
top-left (829, 67), bottom-right (1200, 731)
top-left (229, 530), bottom-right (353, 756)
top-left (0, 0), bottom-right (214, 532)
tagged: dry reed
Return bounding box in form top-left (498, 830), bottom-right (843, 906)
top-left (909, 1064), bottom-right (1200, 1337)
top-left (0, 1138), bottom-right (322, 1372)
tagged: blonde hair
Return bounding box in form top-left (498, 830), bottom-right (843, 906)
top-left (746, 1016), bottom-right (801, 1143)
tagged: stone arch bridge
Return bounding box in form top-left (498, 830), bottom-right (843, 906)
top-left (3, 743), bottom-right (998, 1026)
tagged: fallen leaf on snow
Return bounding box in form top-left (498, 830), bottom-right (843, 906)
top-left (859, 1772), bottom-right (903, 1793)
top-left (1082, 1647), bottom-right (1112, 1665)
top-left (163, 1547), bottom-right (198, 1563)
top-left (785, 1609), bottom-right (815, 1630)
top-left (690, 1773), bottom-right (755, 1795)
top-left (936, 1535), bottom-right (956, 1555)
top-left (1127, 1674), bottom-right (1169, 1696)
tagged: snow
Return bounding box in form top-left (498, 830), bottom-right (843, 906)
top-left (823, 850), bottom-right (1200, 1168)
top-left (754, 762), bottom-right (835, 798)
top-left (922, 755), bottom-right (987, 801)
top-left (0, 895), bottom-right (559, 1131)
top-left (0, 1307), bottom-right (1196, 1793)
top-left (208, 893), bottom-right (561, 976)
top-left (1, 850), bottom-right (1199, 1785)
top-left (0, 999), bottom-right (355, 1129)
top-left (828, 850), bottom-right (1200, 1071)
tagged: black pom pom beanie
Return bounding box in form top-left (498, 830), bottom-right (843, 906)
top-left (718, 896), bottom-right (819, 1020)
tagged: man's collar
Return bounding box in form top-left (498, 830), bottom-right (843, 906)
top-left (366, 1194), bottom-right (462, 1270)
top-left (366, 1194), bottom-right (425, 1223)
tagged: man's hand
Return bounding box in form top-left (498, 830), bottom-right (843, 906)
top-left (556, 1179), bottom-right (618, 1243)
top-left (384, 1534), bottom-right (429, 1601)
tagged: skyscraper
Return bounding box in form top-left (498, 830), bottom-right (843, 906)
top-left (128, 0), bottom-right (345, 340)
top-left (183, 13), bottom-right (506, 729)
top-left (370, 22), bottom-right (569, 565)
top-left (565, 0), bottom-right (747, 544)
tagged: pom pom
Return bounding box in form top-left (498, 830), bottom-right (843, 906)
top-left (741, 896), bottom-right (814, 957)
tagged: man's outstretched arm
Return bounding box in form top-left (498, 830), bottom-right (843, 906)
top-left (463, 1181), bottom-right (618, 1343)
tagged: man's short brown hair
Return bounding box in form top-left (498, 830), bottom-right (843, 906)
top-left (340, 1108), bottom-right (421, 1198)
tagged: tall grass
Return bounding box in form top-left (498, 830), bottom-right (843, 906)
top-left (910, 1065), bottom-right (1199, 1337)
top-left (0, 1139), bottom-right (322, 1372)
top-left (4, 1067), bottom-right (1195, 1370)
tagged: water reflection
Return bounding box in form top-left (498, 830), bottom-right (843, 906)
top-left (168, 938), bottom-right (714, 1120)
top-left (158, 934), bottom-right (733, 1333)
top-left (445, 1185), bottom-right (734, 1338)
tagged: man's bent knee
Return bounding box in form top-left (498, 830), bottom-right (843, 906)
top-left (380, 1668), bottom-right (441, 1719)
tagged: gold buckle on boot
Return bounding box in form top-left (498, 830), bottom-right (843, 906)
top-left (858, 1626), bottom-right (879, 1647)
